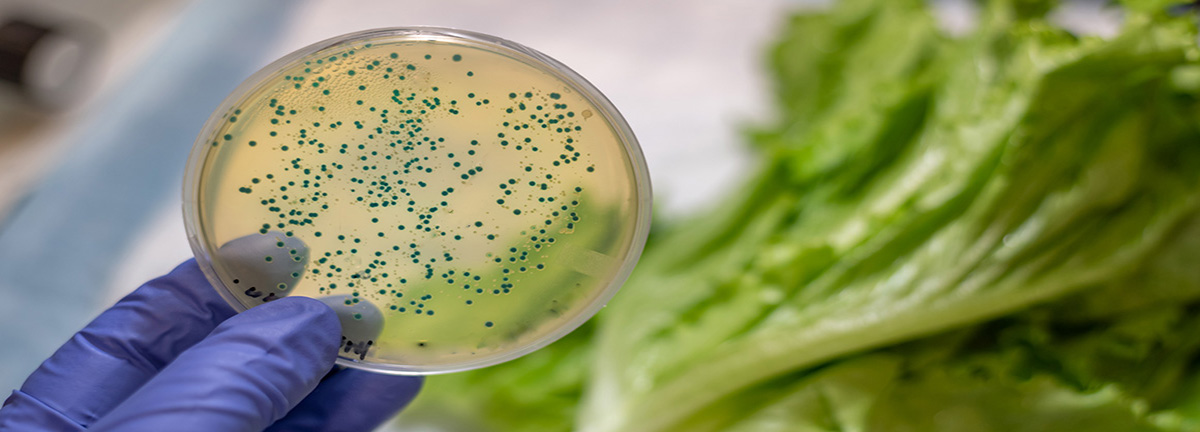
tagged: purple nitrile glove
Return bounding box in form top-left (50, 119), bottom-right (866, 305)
top-left (0, 259), bottom-right (422, 432)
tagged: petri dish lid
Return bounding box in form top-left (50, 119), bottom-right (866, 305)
top-left (182, 27), bottom-right (651, 375)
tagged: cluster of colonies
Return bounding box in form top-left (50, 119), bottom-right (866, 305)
top-left (209, 43), bottom-right (595, 333)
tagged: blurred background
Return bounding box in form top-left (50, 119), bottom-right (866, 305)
top-left (0, 0), bottom-right (1133, 430)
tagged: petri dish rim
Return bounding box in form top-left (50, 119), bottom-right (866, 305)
top-left (181, 26), bottom-right (652, 375)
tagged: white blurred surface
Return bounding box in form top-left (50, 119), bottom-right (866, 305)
top-left (0, 0), bottom-right (187, 218)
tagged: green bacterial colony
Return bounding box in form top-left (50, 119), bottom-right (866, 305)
top-left (195, 37), bottom-right (640, 368)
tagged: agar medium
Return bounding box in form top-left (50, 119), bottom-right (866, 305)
top-left (183, 28), bottom-right (650, 374)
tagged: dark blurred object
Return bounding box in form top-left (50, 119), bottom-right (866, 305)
top-left (0, 16), bottom-right (98, 110)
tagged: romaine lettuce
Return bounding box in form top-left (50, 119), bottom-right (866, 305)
top-left (398, 1), bottom-right (1200, 431)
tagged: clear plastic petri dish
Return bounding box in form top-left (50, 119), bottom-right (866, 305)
top-left (182, 27), bottom-right (651, 375)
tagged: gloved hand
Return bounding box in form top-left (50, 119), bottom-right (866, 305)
top-left (0, 259), bottom-right (423, 431)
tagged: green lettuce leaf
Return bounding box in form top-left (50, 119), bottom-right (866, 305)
top-left (396, 1), bottom-right (1200, 431)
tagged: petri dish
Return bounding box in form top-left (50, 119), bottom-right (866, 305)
top-left (182, 27), bottom-right (651, 375)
